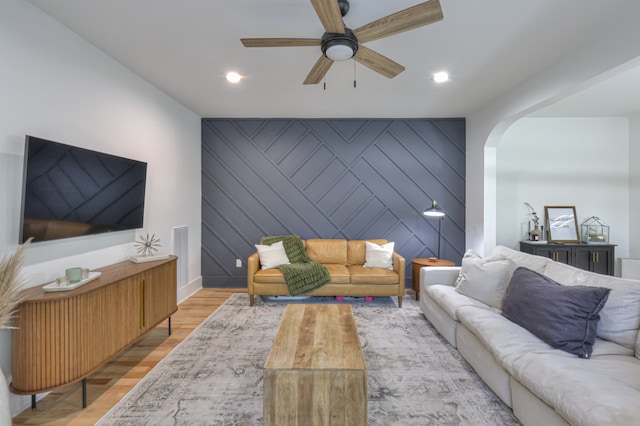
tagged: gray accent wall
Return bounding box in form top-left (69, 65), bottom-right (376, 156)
top-left (202, 118), bottom-right (465, 288)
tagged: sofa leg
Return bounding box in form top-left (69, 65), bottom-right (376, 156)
top-left (398, 296), bottom-right (403, 308)
top-left (249, 295), bottom-right (254, 306)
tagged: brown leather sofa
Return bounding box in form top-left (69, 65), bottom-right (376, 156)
top-left (247, 238), bottom-right (406, 307)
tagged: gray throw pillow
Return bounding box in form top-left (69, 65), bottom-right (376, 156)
top-left (454, 249), bottom-right (516, 309)
top-left (502, 267), bottom-right (610, 359)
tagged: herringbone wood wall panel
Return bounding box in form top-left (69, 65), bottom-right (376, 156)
top-left (202, 118), bottom-right (465, 287)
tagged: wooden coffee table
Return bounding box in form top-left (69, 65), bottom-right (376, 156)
top-left (412, 257), bottom-right (455, 300)
top-left (263, 304), bottom-right (367, 426)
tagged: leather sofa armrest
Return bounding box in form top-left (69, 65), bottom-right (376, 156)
top-left (392, 251), bottom-right (405, 274)
top-left (247, 252), bottom-right (260, 291)
top-left (392, 252), bottom-right (406, 297)
top-left (421, 266), bottom-right (461, 288)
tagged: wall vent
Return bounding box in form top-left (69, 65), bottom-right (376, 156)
top-left (172, 226), bottom-right (188, 286)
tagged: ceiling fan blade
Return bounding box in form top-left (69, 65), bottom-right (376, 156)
top-left (353, 0), bottom-right (443, 44)
top-left (310, 0), bottom-right (345, 34)
top-left (303, 55), bottom-right (334, 85)
top-left (354, 45), bottom-right (405, 79)
top-left (241, 38), bottom-right (321, 48)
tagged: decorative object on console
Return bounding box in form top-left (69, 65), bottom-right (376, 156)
top-left (524, 202), bottom-right (542, 241)
top-left (423, 199), bottom-right (446, 258)
top-left (0, 238), bottom-right (31, 425)
top-left (65, 267), bottom-right (83, 282)
top-left (545, 205), bottom-right (580, 243)
top-left (581, 216), bottom-right (610, 244)
top-left (130, 233), bottom-right (170, 263)
top-left (135, 233), bottom-right (161, 256)
top-left (43, 271), bottom-right (102, 292)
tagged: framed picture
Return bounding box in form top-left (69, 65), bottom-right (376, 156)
top-left (545, 206), bottom-right (580, 243)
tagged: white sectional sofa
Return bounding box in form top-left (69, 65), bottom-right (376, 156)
top-left (419, 245), bottom-right (640, 426)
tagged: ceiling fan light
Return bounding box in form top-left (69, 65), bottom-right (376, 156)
top-left (321, 28), bottom-right (359, 62)
top-left (325, 44), bottom-right (355, 61)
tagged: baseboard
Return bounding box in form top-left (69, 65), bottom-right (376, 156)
top-left (177, 276), bottom-right (203, 304)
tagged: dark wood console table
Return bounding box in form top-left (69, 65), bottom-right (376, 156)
top-left (11, 256), bottom-right (178, 408)
top-left (520, 242), bottom-right (615, 276)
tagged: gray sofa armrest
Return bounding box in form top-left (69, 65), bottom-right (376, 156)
top-left (420, 266), bottom-right (461, 289)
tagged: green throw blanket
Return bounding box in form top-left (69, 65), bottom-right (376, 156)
top-left (260, 235), bottom-right (331, 296)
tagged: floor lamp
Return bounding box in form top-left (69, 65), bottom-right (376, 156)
top-left (423, 200), bottom-right (446, 259)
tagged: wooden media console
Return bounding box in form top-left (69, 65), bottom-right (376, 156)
top-left (11, 256), bottom-right (178, 408)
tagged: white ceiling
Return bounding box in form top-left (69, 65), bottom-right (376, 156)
top-left (28, 0), bottom-right (640, 118)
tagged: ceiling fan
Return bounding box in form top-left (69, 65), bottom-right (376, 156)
top-left (240, 0), bottom-right (444, 85)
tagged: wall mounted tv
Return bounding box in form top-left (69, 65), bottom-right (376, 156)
top-left (20, 135), bottom-right (147, 243)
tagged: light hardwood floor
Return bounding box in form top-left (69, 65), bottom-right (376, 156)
top-left (12, 288), bottom-right (246, 426)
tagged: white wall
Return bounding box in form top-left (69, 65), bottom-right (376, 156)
top-left (466, 3), bottom-right (640, 256)
top-left (0, 0), bottom-right (202, 415)
top-left (496, 117), bottom-right (629, 261)
top-left (630, 112), bottom-right (640, 258)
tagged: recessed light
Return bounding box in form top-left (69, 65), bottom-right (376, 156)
top-left (433, 71), bottom-right (449, 83)
top-left (226, 72), bottom-right (242, 83)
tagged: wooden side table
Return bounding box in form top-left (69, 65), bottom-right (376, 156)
top-left (412, 258), bottom-right (455, 300)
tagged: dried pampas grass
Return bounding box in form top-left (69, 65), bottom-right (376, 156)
top-left (0, 238), bottom-right (31, 329)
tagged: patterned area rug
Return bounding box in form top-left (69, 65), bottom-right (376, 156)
top-left (97, 294), bottom-right (519, 425)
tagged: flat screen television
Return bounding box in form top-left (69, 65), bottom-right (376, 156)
top-left (20, 135), bottom-right (147, 243)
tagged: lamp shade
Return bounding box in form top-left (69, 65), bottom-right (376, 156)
top-left (423, 200), bottom-right (445, 217)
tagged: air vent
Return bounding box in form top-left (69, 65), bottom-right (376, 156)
top-left (172, 226), bottom-right (188, 286)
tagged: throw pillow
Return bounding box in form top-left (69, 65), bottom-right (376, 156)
top-left (502, 267), bottom-right (610, 359)
top-left (255, 240), bottom-right (290, 270)
top-left (363, 241), bottom-right (394, 270)
top-left (454, 249), bottom-right (516, 309)
top-left (544, 260), bottom-right (640, 351)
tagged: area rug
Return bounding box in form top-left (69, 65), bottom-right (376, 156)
top-left (97, 294), bottom-right (520, 425)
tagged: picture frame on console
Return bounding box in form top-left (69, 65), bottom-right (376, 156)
top-left (545, 206), bottom-right (580, 243)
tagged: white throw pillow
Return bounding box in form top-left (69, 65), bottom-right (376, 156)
top-left (454, 249), bottom-right (516, 309)
top-left (364, 241), bottom-right (394, 270)
top-left (255, 240), bottom-right (290, 270)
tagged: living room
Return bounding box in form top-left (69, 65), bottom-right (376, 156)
top-left (1, 0), bottom-right (640, 423)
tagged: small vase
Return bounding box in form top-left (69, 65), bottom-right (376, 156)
top-left (0, 367), bottom-right (11, 425)
top-left (529, 225), bottom-right (542, 241)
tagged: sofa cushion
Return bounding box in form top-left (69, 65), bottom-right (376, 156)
top-left (348, 265), bottom-right (399, 284)
top-left (305, 239), bottom-right (347, 264)
top-left (544, 261), bottom-right (640, 351)
top-left (502, 267), bottom-right (610, 358)
top-left (323, 264), bottom-right (350, 284)
top-left (454, 249), bottom-right (516, 309)
top-left (363, 241), bottom-right (394, 270)
top-left (255, 264), bottom-right (350, 284)
top-left (254, 240), bottom-right (290, 270)
top-left (509, 351), bottom-right (640, 426)
top-left (427, 285), bottom-right (493, 321)
top-left (456, 305), bottom-right (561, 375)
top-left (347, 239), bottom-right (388, 266)
top-left (492, 245), bottom-right (550, 274)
